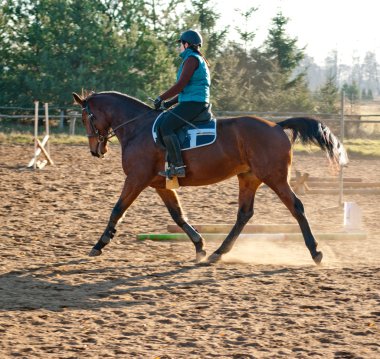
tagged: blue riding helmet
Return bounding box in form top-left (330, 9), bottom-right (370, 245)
top-left (178, 30), bottom-right (203, 47)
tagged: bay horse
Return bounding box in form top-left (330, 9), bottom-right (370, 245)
top-left (72, 91), bottom-right (348, 265)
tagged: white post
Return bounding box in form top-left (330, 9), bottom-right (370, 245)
top-left (33, 101), bottom-right (39, 170)
top-left (59, 109), bottom-right (64, 129)
top-left (44, 103), bottom-right (50, 154)
top-left (71, 117), bottom-right (76, 135)
top-left (344, 202), bottom-right (362, 231)
top-left (339, 91), bottom-right (345, 206)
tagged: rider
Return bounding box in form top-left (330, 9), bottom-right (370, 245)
top-left (154, 29), bottom-right (211, 178)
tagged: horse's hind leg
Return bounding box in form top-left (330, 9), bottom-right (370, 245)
top-left (268, 181), bottom-right (323, 265)
top-left (156, 188), bottom-right (207, 263)
top-left (208, 173), bottom-right (261, 263)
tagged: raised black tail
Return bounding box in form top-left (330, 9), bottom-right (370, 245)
top-left (278, 117), bottom-right (348, 166)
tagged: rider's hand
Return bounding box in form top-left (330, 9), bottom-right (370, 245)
top-left (153, 96), bottom-right (163, 110)
top-left (162, 101), bottom-right (171, 109)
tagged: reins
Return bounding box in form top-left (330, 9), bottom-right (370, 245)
top-left (82, 97), bottom-right (203, 144)
top-left (106, 110), bottom-right (156, 140)
top-left (147, 97), bottom-right (199, 130)
top-left (82, 101), bottom-right (156, 143)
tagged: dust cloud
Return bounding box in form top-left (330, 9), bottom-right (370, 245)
top-left (223, 238), bottom-right (340, 267)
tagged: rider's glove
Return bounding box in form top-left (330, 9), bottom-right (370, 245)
top-left (153, 96), bottom-right (163, 110)
top-left (162, 97), bottom-right (178, 109)
top-left (161, 101), bottom-right (171, 109)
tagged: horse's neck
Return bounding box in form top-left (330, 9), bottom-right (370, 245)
top-left (110, 100), bottom-right (153, 140)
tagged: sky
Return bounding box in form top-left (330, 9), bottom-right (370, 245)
top-left (215, 0), bottom-right (379, 66)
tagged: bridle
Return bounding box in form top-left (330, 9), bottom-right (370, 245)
top-left (81, 100), bottom-right (156, 144)
top-left (82, 102), bottom-right (107, 143)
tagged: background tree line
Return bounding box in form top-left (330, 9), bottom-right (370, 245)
top-left (1, 0), bottom-right (379, 112)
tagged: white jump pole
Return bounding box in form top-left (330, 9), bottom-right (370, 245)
top-left (33, 101), bottom-right (39, 170)
top-left (44, 103), bottom-right (50, 155)
top-left (338, 91), bottom-right (345, 206)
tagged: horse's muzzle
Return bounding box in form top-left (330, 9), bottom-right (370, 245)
top-left (90, 151), bottom-right (104, 158)
top-left (90, 141), bottom-right (106, 158)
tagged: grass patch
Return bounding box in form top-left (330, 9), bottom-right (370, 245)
top-left (294, 139), bottom-right (380, 158)
top-left (0, 132), bottom-right (88, 145)
top-left (344, 139), bottom-right (380, 157)
top-left (1, 132), bottom-right (380, 158)
top-left (50, 134), bottom-right (88, 145)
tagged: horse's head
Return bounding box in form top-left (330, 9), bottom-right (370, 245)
top-left (72, 92), bottom-right (109, 158)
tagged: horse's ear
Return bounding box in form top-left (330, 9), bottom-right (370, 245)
top-left (72, 92), bottom-right (83, 106)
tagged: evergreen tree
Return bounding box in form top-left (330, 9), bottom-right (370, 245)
top-left (317, 74), bottom-right (339, 114)
top-left (350, 55), bottom-right (363, 94)
top-left (260, 12), bottom-right (312, 111)
top-left (235, 7), bottom-right (258, 54)
top-left (361, 88), bottom-right (367, 100)
top-left (0, 0), bottom-right (180, 106)
top-left (264, 12), bottom-right (304, 75)
top-left (212, 46), bottom-right (248, 111)
top-left (324, 50), bottom-right (339, 86)
top-left (244, 47), bottom-right (280, 111)
top-left (186, 0), bottom-right (227, 60)
top-left (342, 82), bottom-right (360, 111)
top-left (361, 51), bottom-right (378, 96)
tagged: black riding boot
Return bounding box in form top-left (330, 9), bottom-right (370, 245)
top-left (159, 135), bottom-right (186, 178)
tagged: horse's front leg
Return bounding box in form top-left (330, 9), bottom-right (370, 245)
top-left (155, 188), bottom-right (207, 263)
top-left (89, 177), bottom-right (146, 257)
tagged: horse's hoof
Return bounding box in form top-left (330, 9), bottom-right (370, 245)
top-left (313, 251), bottom-right (323, 265)
top-left (207, 252), bottom-right (222, 264)
top-left (89, 248), bottom-right (102, 257)
top-left (195, 250), bottom-right (207, 263)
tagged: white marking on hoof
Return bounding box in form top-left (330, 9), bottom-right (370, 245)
top-left (89, 248), bottom-right (102, 257)
top-left (196, 250), bottom-right (207, 263)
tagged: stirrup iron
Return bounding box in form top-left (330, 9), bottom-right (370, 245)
top-left (159, 164), bottom-right (186, 179)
